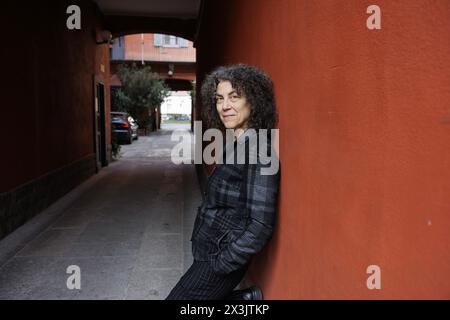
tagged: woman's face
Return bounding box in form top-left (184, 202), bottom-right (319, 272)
top-left (215, 80), bottom-right (251, 131)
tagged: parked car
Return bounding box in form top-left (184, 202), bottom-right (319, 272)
top-left (111, 112), bottom-right (138, 144)
top-left (174, 114), bottom-right (190, 121)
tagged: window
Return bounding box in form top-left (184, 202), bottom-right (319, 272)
top-left (163, 35), bottom-right (178, 46)
top-left (154, 34), bottom-right (188, 48)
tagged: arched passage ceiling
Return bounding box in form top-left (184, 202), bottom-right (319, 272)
top-left (93, 0), bottom-right (202, 41)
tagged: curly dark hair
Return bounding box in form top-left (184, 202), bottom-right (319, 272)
top-left (200, 64), bottom-right (277, 130)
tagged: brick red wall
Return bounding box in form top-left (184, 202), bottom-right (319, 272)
top-left (96, 43), bottom-right (111, 154)
top-left (124, 34), bottom-right (195, 62)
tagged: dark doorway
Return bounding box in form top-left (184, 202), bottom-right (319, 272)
top-left (94, 78), bottom-right (108, 170)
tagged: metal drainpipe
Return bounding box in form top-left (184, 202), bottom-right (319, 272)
top-left (141, 33), bottom-right (144, 65)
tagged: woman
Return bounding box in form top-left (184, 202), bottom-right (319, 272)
top-left (166, 64), bottom-right (280, 300)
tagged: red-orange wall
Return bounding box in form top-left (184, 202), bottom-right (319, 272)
top-left (1, 0), bottom-right (111, 192)
top-left (197, 0), bottom-right (450, 299)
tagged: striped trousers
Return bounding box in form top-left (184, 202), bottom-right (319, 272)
top-left (166, 260), bottom-right (248, 300)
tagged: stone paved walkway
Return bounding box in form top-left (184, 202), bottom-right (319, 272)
top-left (0, 123), bottom-right (201, 299)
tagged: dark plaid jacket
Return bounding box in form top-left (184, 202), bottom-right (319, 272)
top-left (191, 130), bottom-right (280, 275)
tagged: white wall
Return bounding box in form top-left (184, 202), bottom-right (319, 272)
top-left (161, 91), bottom-right (192, 115)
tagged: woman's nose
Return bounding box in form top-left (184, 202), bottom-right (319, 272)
top-left (221, 97), bottom-right (232, 110)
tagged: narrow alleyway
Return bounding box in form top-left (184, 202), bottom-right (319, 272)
top-left (0, 124), bottom-right (200, 299)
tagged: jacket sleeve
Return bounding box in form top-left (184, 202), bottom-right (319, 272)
top-left (211, 161), bottom-right (280, 275)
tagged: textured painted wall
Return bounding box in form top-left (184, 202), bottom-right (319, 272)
top-left (1, 0), bottom-right (111, 192)
top-left (197, 0), bottom-right (450, 298)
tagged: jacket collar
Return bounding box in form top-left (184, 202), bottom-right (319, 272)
top-left (236, 128), bottom-right (258, 145)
